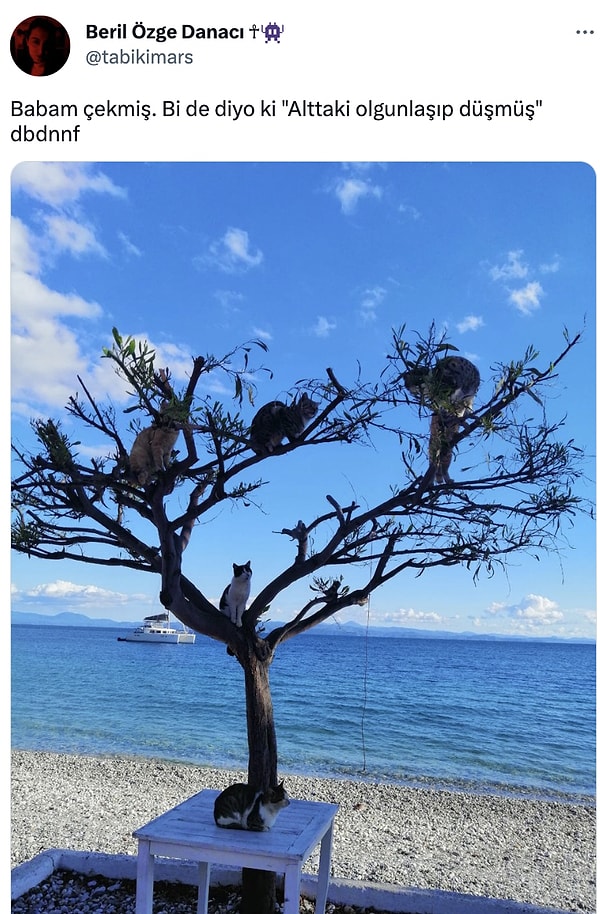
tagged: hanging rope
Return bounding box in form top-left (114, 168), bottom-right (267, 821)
top-left (359, 591), bottom-right (371, 772)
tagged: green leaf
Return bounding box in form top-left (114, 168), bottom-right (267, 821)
top-left (234, 377), bottom-right (243, 404)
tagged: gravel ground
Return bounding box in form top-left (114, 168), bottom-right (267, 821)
top-left (11, 751), bottom-right (596, 912)
top-left (11, 870), bottom-right (390, 914)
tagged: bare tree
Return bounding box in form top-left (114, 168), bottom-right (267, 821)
top-left (11, 324), bottom-right (589, 914)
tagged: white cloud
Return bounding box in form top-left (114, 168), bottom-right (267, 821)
top-left (509, 281), bottom-right (543, 316)
top-left (12, 313), bottom-right (92, 410)
top-left (41, 213), bottom-right (107, 258)
top-left (379, 608), bottom-right (445, 625)
top-left (10, 173), bottom-right (143, 414)
top-left (358, 286), bottom-right (386, 324)
top-left (10, 165), bottom-right (133, 413)
top-left (398, 202), bottom-right (421, 221)
top-left (213, 289), bottom-right (244, 312)
top-left (151, 339), bottom-right (197, 381)
top-left (539, 256), bottom-right (561, 274)
top-left (486, 593), bottom-right (563, 628)
top-left (200, 227), bottom-right (263, 273)
top-left (312, 316), bottom-right (337, 338)
top-left (13, 579), bottom-right (155, 618)
top-left (11, 216), bottom-right (40, 274)
top-left (457, 315), bottom-right (484, 333)
top-left (12, 162), bottom-right (126, 208)
top-left (489, 249), bottom-right (529, 282)
top-left (11, 215), bottom-right (105, 411)
top-left (26, 579), bottom-right (133, 603)
top-left (252, 327), bottom-right (273, 342)
top-left (333, 177), bottom-right (382, 214)
top-left (11, 166), bottom-right (213, 428)
top-left (487, 248), bottom-right (558, 318)
top-left (223, 228), bottom-right (263, 266)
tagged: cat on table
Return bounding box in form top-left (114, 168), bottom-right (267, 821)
top-left (213, 781), bottom-right (290, 831)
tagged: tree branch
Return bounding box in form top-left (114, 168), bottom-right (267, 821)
top-left (11, 326), bottom-right (590, 658)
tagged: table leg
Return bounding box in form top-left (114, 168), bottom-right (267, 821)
top-left (283, 864), bottom-right (301, 914)
top-left (314, 822), bottom-right (335, 914)
top-left (135, 840), bottom-right (154, 914)
top-left (196, 861), bottom-right (211, 914)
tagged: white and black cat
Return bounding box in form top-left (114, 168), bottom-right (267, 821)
top-left (213, 781), bottom-right (290, 831)
top-left (249, 393), bottom-right (318, 455)
top-left (219, 561), bottom-right (252, 627)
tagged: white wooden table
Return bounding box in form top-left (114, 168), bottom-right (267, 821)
top-left (133, 788), bottom-right (338, 914)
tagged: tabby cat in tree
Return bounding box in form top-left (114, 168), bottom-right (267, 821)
top-left (129, 423), bottom-right (179, 486)
top-left (403, 355), bottom-right (480, 485)
top-left (428, 411), bottom-right (461, 484)
top-left (219, 561), bottom-right (252, 627)
top-left (249, 392), bottom-right (318, 455)
top-left (402, 355), bottom-right (480, 417)
top-left (214, 781), bottom-right (290, 831)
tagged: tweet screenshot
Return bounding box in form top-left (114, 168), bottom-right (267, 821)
top-left (6, 3), bottom-right (597, 914)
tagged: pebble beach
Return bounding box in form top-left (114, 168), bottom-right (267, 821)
top-left (11, 750), bottom-right (595, 912)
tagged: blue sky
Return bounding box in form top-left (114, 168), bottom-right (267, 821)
top-left (10, 161), bottom-right (596, 638)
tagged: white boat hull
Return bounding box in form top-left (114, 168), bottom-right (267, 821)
top-left (121, 630), bottom-right (183, 643)
top-left (118, 614), bottom-right (196, 644)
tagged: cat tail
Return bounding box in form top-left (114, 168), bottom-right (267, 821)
top-left (179, 514), bottom-right (195, 554)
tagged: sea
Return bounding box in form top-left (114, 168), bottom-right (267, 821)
top-left (11, 624), bottom-right (596, 802)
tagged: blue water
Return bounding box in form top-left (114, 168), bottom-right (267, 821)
top-left (11, 625), bottom-right (595, 800)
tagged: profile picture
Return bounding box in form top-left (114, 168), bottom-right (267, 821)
top-left (10, 15), bottom-right (70, 76)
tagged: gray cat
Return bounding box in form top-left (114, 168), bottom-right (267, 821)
top-left (249, 393), bottom-right (318, 455)
top-left (213, 781), bottom-right (290, 830)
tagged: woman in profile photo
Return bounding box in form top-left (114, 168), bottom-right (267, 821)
top-left (11, 16), bottom-right (70, 76)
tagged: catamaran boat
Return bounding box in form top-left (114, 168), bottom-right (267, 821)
top-left (118, 612), bottom-right (196, 644)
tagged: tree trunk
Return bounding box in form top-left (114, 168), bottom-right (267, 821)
top-left (244, 651), bottom-right (278, 787)
top-left (241, 649), bottom-right (278, 914)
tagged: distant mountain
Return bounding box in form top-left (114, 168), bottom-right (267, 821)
top-left (11, 610), bottom-right (138, 629)
top-left (11, 610), bottom-right (595, 643)
top-left (302, 620), bottom-right (595, 644)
